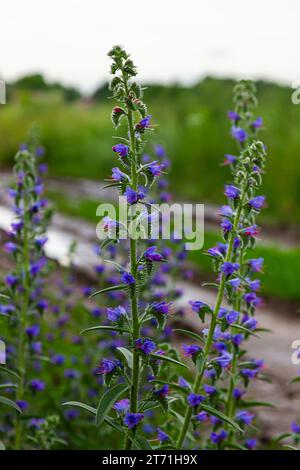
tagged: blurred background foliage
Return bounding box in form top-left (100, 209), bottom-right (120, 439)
top-left (1, 74), bottom-right (299, 225)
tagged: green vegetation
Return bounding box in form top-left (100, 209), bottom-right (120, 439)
top-left (1, 76), bottom-right (300, 223)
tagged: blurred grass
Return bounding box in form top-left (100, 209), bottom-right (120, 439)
top-left (1, 78), bottom-right (300, 223)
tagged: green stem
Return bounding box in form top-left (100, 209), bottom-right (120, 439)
top-left (15, 204), bottom-right (30, 450)
top-left (123, 74), bottom-right (141, 450)
top-left (176, 197), bottom-right (244, 449)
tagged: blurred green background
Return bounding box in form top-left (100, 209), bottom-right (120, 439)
top-left (1, 74), bottom-right (299, 224)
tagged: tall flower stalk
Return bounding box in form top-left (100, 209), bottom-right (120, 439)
top-left (176, 81), bottom-right (266, 449)
top-left (4, 141), bottom-right (50, 449)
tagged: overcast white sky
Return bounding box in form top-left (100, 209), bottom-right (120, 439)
top-left (1, 0), bottom-right (299, 92)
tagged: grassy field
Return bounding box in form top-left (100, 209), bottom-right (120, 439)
top-left (1, 77), bottom-right (300, 224)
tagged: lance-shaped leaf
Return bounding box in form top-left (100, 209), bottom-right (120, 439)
top-left (0, 367), bottom-right (19, 380)
top-left (0, 396), bottom-right (22, 413)
top-left (172, 329), bottom-right (203, 343)
top-left (89, 284), bottom-right (127, 299)
top-left (62, 401), bottom-right (96, 415)
top-left (96, 383), bottom-right (128, 426)
top-left (201, 404), bottom-right (243, 433)
top-left (0, 383), bottom-right (18, 390)
top-left (230, 323), bottom-right (260, 338)
top-left (150, 353), bottom-right (188, 369)
top-left (115, 347), bottom-right (133, 369)
top-left (81, 325), bottom-right (130, 335)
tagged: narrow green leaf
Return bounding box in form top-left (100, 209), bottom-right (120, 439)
top-left (201, 404), bottom-right (244, 433)
top-left (90, 284), bottom-right (127, 298)
top-left (172, 329), bottom-right (203, 343)
top-left (96, 383), bottom-right (128, 426)
top-left (290, 377), bottom-right (300, 384)
top-left (150, 353), bottom-right (188, 369)
top-left (0, 367), bottom-right (19, 379)
top-left (116, 347), bottom-right (133, 369)
top-left (62, 401), bottom-right (96, 415)
top-left (0, 383), bottom-right (17, 390)
top-left (230, 323), bottom-right (260, 338)
top-left (81, 325), bottom-right (130, 335)
top-left (0, 396), bottom-right (22, 413)
top-left (239, 400), bottom-right (275, 409)
top-left (132, 435), bottom-right (152, 450)
top-left (150, 379), bottom-right (189, 394)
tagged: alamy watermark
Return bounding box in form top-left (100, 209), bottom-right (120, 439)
top-left (291, 340), bottom-right (300, 365)
top-left (0, 79), bottom-right (6, 104)
top-left (0, 340), bottom-right (6, 364)
top-left (95, 198), bottom-right (204, 250)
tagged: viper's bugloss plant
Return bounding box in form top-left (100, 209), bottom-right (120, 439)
top-left (3, 139), bottom-right (51, 449)
top-left (175, 81), bottom-right (267, 449)
top-left (64, 46), bottom-right (188, 450)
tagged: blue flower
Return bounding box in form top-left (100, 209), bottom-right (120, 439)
top-left (223, 154), bottom-right (237, 165)
top-left (220, 262), bottom-right (240, 276)
top-left (210, 430), bottom-right (228, 444)
top-left (231, 127), bottom-right (248, 143)
top-left (245, 438), bottom-right (257, 449)
top-left (235, 410), bottom-right (254, 426)
top-left (221, 219), bottom-right (233, 232)
top-left (248, 196), bottom-right (265, 211)
top-left (250, 117), bottom-right (263, 129)
top-left (154, 384), bottom-right (169, 398)
top-left (248, 257), bottom-right (264, 273)
top-left (224, 184), bottom-right (240, 199)
top-left (96, 359), bottom-right (118, 375)
top-left (291, 422), bottom-right (300, 434)
top-left (203, 384), bottom-right (216, 395)
top-left (150, 301), bottom-right (171, 315)
top-left (124, 412), bottom-right (144, 429)
top-left (178, 376), bottom-right (189, 388)
top-left (114, 398), bottom-right (130, 413)
top-left (29, 379), bottom-right (45, 392)
top-left (112, 167), bottom-right (127, 181)
top-left (121, 272), bottom-right (135, 285)
top-left (227, 111), bottom-right (240, 121)
top-left (157, 428), bottom-right (170, 442)
top-left (187, 393), bottom-right (205, 407)
top-left (112, 143), bottom-right (129, 157)
top-left (182, 344), bottom-right (201, 358)
top-left (215, 352), bottom-right (232, 368)
top-left (135, 338), bottom-right (156, 355)
top-left (195, 411), bottom-right (209, 422)
top-left (144, 246), bottom-right (164, 262)
top-left (107, 306), bottom-right (126, 322)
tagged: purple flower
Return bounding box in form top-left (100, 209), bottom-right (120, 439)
top-left (219, 205), bottom-right (234, 217)
top-left (95, 359), bottom-right (118, 375)
top-left (195, 411), bottom-right (209, 422)
top-left (29, 379), bottom-right (45, 392)
top-left (114, 398), bottom-right (130, 413)
top-left (210, 430), bottom-right (228, 444)
top-left (16, 400), bottom-right (29, 411)
top-left (155, 145), bottom-right (166, 157)
top-left (112, 143), bottom-right (129, 157)
top-left (245, 438), bottom-right (257, 450)
top-left (224, 185), bottom-right (240, 199)
top-left (35, 237), bottom-right (48, 248)
top-left (19, 143), bottom-right (28, 151)
top-left (29, 418), bottom-right (45, 429)
top-left (231, 127), bottom-right (248, 143)
top-left (235, 410), bottom-right (254, 426)
top-left (64, 369), bottom-right (80, 379)
top-left (5, 274), bottom-right (18, 287)
top-left (182, 344), bottom-right (201, 358)
top-left (242, 315), bottom-right (258, 330)
top-left (148, 162), bottom-right (164, 177)
top-left (125, 187), bottom-right (139, 205)
top-left (241, 224), bottom-right (259, 237)
top-left (227, 111), bottom-right (240, 121)
top-left (232, 334), bottom-right (244, 346)
top-left (233, 388), bottom-right (245, 400)
top-left (203, 384), bottom-right (217, 395)
top-left (135, 338), bottom-right (156, 355)
top-left (107, 306), bottom-right (126, 322)
top-left (36, 146), bottom-right (45, 157)
top-left (112, 167), bottom-right (127, 181)
top-left (240, 368), bottom-right (258, 379)
top-left (150, 301), bottom-right (171, 315)
top-left (124, 412), bottom-right (144, 429)
top-left (25, 324), bottom-right (40, 339)
top-left (248, 196), bottom-right (265, 211)
top-left (157, 428), bottom-right (170, 442)
top-left (215, 352), bottom-right (232, 368)
top-left (250, 117), bottom-right (263, 129)
top-left (223, 154), bottom-right (237, 165)
top-left (291, 422), bottom-right (300, 434)
top-left (220, 262), bottom-right (239, 276)
top-left (64, 409), bottom-right (80, 421)
top-left (121, 272), bottom-right (135, 285)
top-left (136, 115), bottom-right (152, 131)
top-left (178, 376), bottom-right (189, 388)
top-left (4, 242), bottom-right (18, 253)
top-left (144, 246), bottom-right (164, 262)
top-left (189, 300), bottom-right (209, 313)
top-left (187, 393), bottom-right (205, 407)
top-left (225, 310), bottom-right (239, 325)
top-left (154, 384), bottom-right (169, 398)
top-left (248, 257), bottom-right (264, 273)
top-left (51, 354), bottom-right (65, 365)
top-left (228, 278), bottom-right (241, 290)
top-left (221, 219), bottom-right (233, 232)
